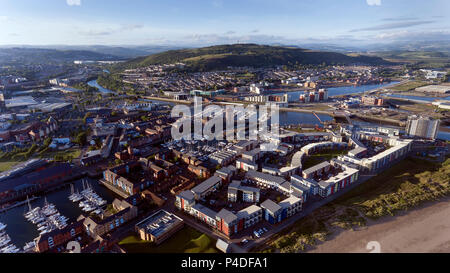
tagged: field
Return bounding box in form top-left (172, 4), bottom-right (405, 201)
top-left (390, 81), bottom-right (428, 92)
top-left (258, 157), bottom-right (450, 253)
top-left (118, 226), bottom-right (218, 253)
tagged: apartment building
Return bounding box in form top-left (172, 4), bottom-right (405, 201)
top-left (236, 158), bottom-right (258, 172)
top-left (245, 170), bottom-right (287, 189)
top-left (191, 175), bottom-right (222, 200)
top-left (227, 180), bottom-right (260, 203)
top-left (236, 205), bottom-right (263, 229)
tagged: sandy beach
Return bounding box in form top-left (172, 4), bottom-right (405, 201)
top-left (307, 197), bottom-right (450, 253)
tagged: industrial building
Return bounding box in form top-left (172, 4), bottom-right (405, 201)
top-left (135, 210), bottom-right (184, 245)
top-left (406, 116), bottom-right (440, 140)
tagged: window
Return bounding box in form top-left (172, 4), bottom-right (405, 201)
top-left (48, 237), bottom-right (54, 247)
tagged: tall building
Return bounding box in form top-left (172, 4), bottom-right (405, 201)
top-left (406, 117), bottom-right (440, 140)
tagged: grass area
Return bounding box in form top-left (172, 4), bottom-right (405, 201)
top-left (259, 156), bottom-right (450, 253)
top-left (388, 100), bottom-right (445, 119)
top-left (0, 161), bottom-right (22, 172)
top-left (334, 157), bottom-right (450, 218)
top-left (183, 53), bottom-right (232, 63)
top-left (302, 149), bottom-right (349, 170)
top-left (119, 226), bottom-right (218, 253)
top-left (391, 81), bottom-right (428, 92)
top-left (39, 148), bottom-right (81, 162)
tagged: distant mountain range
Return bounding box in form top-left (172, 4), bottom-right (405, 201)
top-left (0, 45), bottom-right (186, 59)
top-left (1, 40), bottom-right (448, 68)
top-left (0, 47), bottom-right (125, 65)
top-left (113, 43), bottom-right (390, 72)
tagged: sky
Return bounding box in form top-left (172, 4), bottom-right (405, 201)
top-left (0, 0), bottom-right (449, 46)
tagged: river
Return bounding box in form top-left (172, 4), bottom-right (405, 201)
top-left (87, 79), bottom-right (115, 94)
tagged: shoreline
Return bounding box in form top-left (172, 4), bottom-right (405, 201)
top-left (306, 196), bottom-right (450, 253)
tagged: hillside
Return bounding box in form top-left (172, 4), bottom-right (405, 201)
top-left (113, 44), bottom-right (390, 72)
top-left (364, 50), bottom-right (450, 68)
top-left (0, 47), bottom-right (124, 65)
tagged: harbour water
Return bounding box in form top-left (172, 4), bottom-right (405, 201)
top-left (279, 82), bottom-right (400, 100)
top-left (279, 111), bottom-right (333, 126)
top-left (0, 177), bottom-right (119, 248)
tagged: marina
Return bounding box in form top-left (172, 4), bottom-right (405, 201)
top-left (0, 177), bottom-right (118, 248)
top-left (24, 197), bottom-right (69, 237)
top-left (69, 180), bottom-right (107, 216)
top-left (0, 222), bottom-right (20, 253)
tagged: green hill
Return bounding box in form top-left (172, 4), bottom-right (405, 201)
top-left (114, 44), bottom-right (390, 72)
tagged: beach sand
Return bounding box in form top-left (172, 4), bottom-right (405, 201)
top-left (307, 197), bottom-right (450, 253)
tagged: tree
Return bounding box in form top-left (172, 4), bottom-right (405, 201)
top-left (83, 112), bottom-right (92, 124)
top-left (75, 132), bottom-right (87, 146)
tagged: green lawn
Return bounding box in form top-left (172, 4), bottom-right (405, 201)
top-left (0, 161), bottom-right (22, 172)
top-left (119, 226), bottom-right (219, 253)
top-left (302, 149), bottom-right (349, 170)
top-left (39, 148), bottom-right (82, 162)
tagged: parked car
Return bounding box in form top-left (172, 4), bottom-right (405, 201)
top-left (240, 239), bottom-right (249, 245)
top-left (253, 230), bottom-right (260, 238)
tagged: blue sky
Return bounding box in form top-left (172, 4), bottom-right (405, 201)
top-left (0, 0), bottom-right (449, 46)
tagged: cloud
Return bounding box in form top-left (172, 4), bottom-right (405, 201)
top-left (0, 16), bottom-right (8, 22)
top-left (382, 17), bottom-right (419, 22)
top-left (78, 24), bottom-right (144, 37)
top-left (374, 30), bottom-right (450, 41)
top-left (121, 24), bottom-right (144, 31)
top-left (79, 30), bottom-right (112, 36)
top-left (251, 29), bottom-right (259, 33)
top-left (366, 0), bottom-right (381, 6)
top-left (351, 20), bottom-right (435, 32)
top-left (66, 0), bottom-right (81, 6)
top-left (224, 31), bottom-right (236, 35)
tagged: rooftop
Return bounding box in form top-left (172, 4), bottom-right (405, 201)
top-left (216, 208), bottom-right (237, 224)
top-left (236, 205), bottom-right (262, 219)
top-left (260, 199), bottom-right (282, 213)
top-left (279, 196), bottom-right (301, 208)
top-left (303, 161), bottom-right (331, 175)
top-left (191, 175), bottom-right (222, 195)
top-left (135, 210), bottom-right (183, 239)
top-left (246, 170), bottom-right (286, 185)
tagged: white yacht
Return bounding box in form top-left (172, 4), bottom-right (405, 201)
top-left (0, 222), bottom-right (7, 232)
top-left (23, 241), bottom-right (36, 252)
